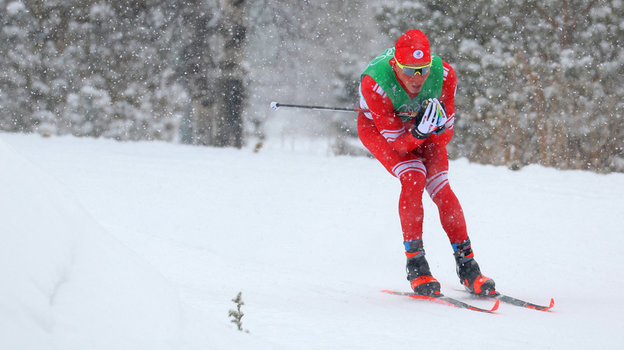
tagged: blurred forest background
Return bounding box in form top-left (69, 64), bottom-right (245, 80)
top-left (1, 0), bottom-right (622, 172)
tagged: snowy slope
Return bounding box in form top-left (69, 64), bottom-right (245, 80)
top-left (0, 137), bottom-right (181, 349)
top-left (1, 132), bottom-right (623, 349)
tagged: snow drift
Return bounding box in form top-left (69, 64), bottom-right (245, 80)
top-left (0, 139), bottom-right (181, 349)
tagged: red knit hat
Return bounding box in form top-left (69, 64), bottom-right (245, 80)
top-left (394, 29), bottom-right (431, 67)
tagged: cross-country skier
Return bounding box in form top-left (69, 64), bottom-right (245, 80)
top-left (357, 29), bottom-right (496, 296)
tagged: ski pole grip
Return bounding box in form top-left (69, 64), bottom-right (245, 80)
top-left (270, 101), bottom-right (279, 110)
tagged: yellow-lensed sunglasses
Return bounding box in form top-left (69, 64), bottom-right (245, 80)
top-left (395, 59), bottom-right (432, 76)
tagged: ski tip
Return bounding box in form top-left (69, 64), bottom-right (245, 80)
top-left (533, 298), bottom-right (555, 311)
top-left (526, 297), bottom-right (555, 311)
top-left (491, 298), bottom-right (501, 312)
top-left (468, 298), bottom-right (500, 313)
top-left (544, 298), bottom-right (555, 311)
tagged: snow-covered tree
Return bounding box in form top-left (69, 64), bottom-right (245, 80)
top-left (374, 0), bottom-right (623, 172)
top-left (1, 0), bottom-right (188, 141)
top-left (213, 0), bottom-right (247, 148)
top-left (1, 0), bottom-right (49, 133)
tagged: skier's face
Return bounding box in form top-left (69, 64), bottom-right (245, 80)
top-left (393, 61), bottom-right (430, 95)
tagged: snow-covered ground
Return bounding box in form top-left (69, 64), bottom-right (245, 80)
top-left (1, 132), bottom-right (623, 349)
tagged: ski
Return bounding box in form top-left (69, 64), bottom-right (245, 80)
top-left (485, 292), bottom-right (555, 311)
top-left (381, 290), bottom-right (500, 313)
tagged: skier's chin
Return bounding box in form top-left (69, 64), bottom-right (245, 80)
top-left (408, 85), bottom-right (423, 94)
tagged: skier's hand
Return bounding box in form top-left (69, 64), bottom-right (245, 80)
top-left (433, 100), bottom-right (448, 135)
top-left (412, 98), bottom-right (447, 139)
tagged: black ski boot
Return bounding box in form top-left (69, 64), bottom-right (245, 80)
top-left (405, 240), bottom-right (441, 296)
top-left (453, 239), bottom-right (496, 296)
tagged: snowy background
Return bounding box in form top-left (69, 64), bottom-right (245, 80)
top-left (2, 0), bottom-right (622, 171)
top-left (1, 132), bottom-right (623, 349)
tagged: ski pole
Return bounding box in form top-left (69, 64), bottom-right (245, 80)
top-left (270, 101), bottom-right (416, 118)
top-left (270, 101), bottom-right (369, 114)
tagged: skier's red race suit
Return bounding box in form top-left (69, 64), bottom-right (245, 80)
top-left (357, 57), bottom-right (469, 244)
